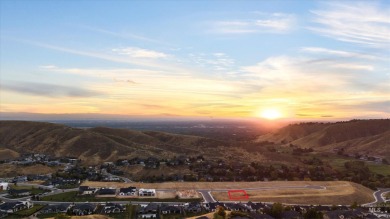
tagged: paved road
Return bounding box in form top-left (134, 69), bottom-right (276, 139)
top-left (363, 188), bottom-right (390, 206)
top-left (198, 190), bottom-right (216, 203)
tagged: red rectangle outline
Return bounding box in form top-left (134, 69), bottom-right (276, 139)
top-left (228, 190), bottom-right (249, 200)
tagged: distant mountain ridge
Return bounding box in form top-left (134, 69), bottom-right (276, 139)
top-left (257, 119), bottom-right (390, 159)
top-left (0, 121), bottom-right (224, 165)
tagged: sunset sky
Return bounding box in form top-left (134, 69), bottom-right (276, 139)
top-left (0, 1), bottom-right (389, 120)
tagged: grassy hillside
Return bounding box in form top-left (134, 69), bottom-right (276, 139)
top-left (0, 121), bottom-right (225, 165)
top-left (257, 119), bottom-right (390, 159)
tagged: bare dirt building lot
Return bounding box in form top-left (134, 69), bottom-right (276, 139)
top-left (81, 181), bottom-right (374, 205)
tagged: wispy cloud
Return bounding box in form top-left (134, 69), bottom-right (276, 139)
top-left (17, 39), bottom-right (193, 75)
top-left (112, 47), bottom-right (169, 59)
top-left (301, 47), bottom-right (379, 60)
top-left (80, 25), bottom-right (168, 45)
top-left (188, 52), bottom-right (235, 71)
top-left (211, 13), bottom-right (296, 34)
top-left (309, 2), bottom-right (390, 47)
top-left (39, 65), bottom-right (58, 69)
top-left (1, 81), bottom-right (102, 98)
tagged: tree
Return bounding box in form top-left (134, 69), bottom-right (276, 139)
top-left (304, 208), bottom-right (323, 219)
top-left (269, 202), bottom-right (284, 219)
top-left (351, 201), bottom-right (358, 209)
top-left (213, 205), bottom-right (226, 219)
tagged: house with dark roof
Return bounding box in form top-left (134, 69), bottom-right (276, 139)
top-left (185, 202), bottom-right (202, 213)
top-left (102, 203), bottom-right (125, 214)
top-left (204, 202), bottom-right (220, 212)
top-left (224, 203), bottom-right (249, 212)
top-left (71, 203), bottom-right (96, 216)
top-left (160, 204), bottom-right (181, 215)
top-left (40, 204), bottom-right (72, 214)
top-left (78, 186), bottom-right (97, 195)
top-left (119, 187), bottom-right (137, 196)
top-left (138, 203), bottom-right (159, 219)
top-left (0, 201), bottom-right (32, 213)
top-left (97, 188), bottom-right (117, 196)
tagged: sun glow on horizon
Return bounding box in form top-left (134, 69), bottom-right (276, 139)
top-left (259, 109), bottom-right (283, 120)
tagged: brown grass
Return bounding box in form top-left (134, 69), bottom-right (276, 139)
top-left (0, 164), bottom-right (60, 177)
top-left (186, 211), bottom-right (232, 219)
top-left (177, 190), bottom-right (200, 198)
top-left (0, 149), bottom-right (19, 160)
top-left (211, 181), bottom-right (374, 205)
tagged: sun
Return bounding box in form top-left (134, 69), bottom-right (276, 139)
top-left (260, 109), bottom-right (282, 120)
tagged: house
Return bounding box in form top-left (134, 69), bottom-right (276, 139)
top-left (224, 203), bottom-right (249, 212)
top-left (71, 203), bottom-right (96, 216)
top-left (160, 204), bottom-right (181, 214)
top-left (79, 186), bottom-right (96, 195)
top-left (97, 188), bottom-right (117, 196)
top-left (138, 203), bottom-right (159, 219)
top-left (12, 176), bottom-right (27, 183)
top-left (138, 188), bottom-right (156, 196)
top-left (185, 202), bottom-right (202, 213)
top-left (203, 202), bottom-right (223, 212)
top-left (40, 204), bottom-right (72, 214)
top-left (103, 203), bottom-right (125, 214)
top-left (245, 201), bottom-right (263, 212)
top-left (0, 201), bottom-right (32, 213)
top-left (119, 187), bottom-right (137, 196)
top-left (0, 183), bottom-right (8, 191)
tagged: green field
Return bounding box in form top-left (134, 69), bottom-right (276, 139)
top-left (323, 156), bottom-right (390, 176)
top-left (367, 163), bottom-right (390, 176)
top-left (9, 185), bottom-right (47, 197)
top-left (42, 191), bottom-right (201, 202)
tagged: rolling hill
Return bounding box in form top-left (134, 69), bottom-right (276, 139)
top-left (256, 119), bottom-right (390, 159)
top-left (0, 121), bottom-right (225, 165)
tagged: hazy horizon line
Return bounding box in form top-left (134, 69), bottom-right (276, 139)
top-left (0, 111), bottom-right (388, 123)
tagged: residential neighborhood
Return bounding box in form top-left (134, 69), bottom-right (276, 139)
top-left (0, 152), bottom-right (389, 218)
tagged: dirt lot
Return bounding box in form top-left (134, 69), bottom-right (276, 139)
top-left (186, 211), bottom-right (232, 219)
top-left (81, 180), bottom-right (374, 205)
top-left (211, 181), bottom-right (374, 205)
top-left (177, 190), bottom-right (200, 198)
